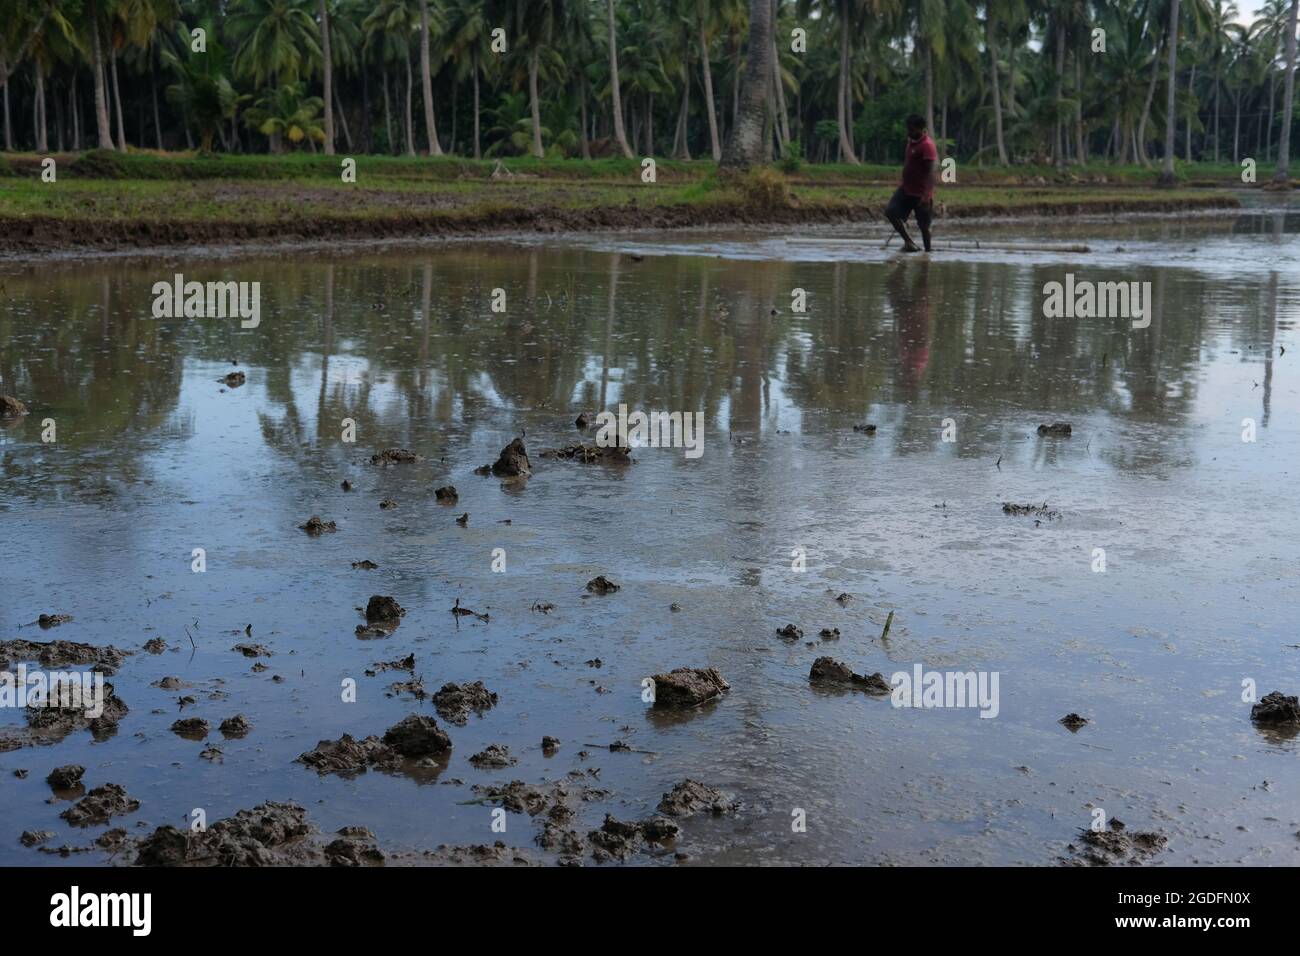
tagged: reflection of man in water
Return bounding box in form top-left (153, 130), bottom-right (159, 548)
top-left (885, 114), bottom-right (938, 253)
top-left (887, 260), bottom-right (931, 388)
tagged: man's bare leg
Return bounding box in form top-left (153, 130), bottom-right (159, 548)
top-left (887, 214), bottom-right (921, 252)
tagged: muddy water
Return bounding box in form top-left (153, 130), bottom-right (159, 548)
top-left (2, 199), bottom-right (1298, 866)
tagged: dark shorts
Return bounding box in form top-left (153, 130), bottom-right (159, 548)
top-left (886, 188), bottom-right (932, 230)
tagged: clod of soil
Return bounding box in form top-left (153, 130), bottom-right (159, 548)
top-left (222, 371), bottom-right (246, 388)
top-left (60, 783), bottom-right (140, 827)
top-left (544, 443), bottom-right (632, 464)
top-left (134, 801), bottom-right (315, 866)
top-left (575, 412), bottom-right (592, 429)
top-left (46, 765), bottom-right (85, 789)
top-left (1002, 502), bottom-right (1062, 521)
top-left (381, 714), bottom-right (452, 758)
top-left (379, 497), bottom-right (397, 509)
top-left (1250, 691), bottom-right (1300, 725)
top-left (469, 744), bottom-right (517, 769)
top-left (37, 613), bottom-right (72, 628)
top-left (340, 479), bottom-right (353, 491)
top-left (588, 814), bottom-right (680, 861)
top-left (219, 714), bottom-right (252, 738)
top-left (142, 637), bottom-right (167, 654)
top-left (365, 653), bottom-right (415, 675)
top-left (325, 836), bottom-right (385, 867)
top-left (233, 643), bottom-right (271, 658)
top-left (298, 734), bottom-right (401, 775)
top-left (352, 559), bottom-right (379, 570)
top-left (586, 576), bottom-right (620, 595)
top-left (1067, 820), bottom-right (1168, 866)
top-left (21, 830), bottom-right (54, 847)
top-left (1037, 422), bottom-right (1073, 436)
top-left (435, 485), bottom-right (458, 503)
top-left (152, 676), bottom-right (185, 690)
top-left (171, 717), bottom-right (210, 738)
top-left (852, 423), bottom-right (877, 434)
top-left (650, 667), bottom-right (730, 708)
top-left (541, 736), bottom-right (561, 755)
top-left (25, 682), bottom-right (129, 742)
top-left (777, 624), bottom-right (803, 640)
top-left (1059, 712), bottom-right (1089, 731)
top-left (834, 592), bottom-right (853, 606)
top-left (0, 638), bottom-right (126, 674)
top-left (365, 595), bottom-right (405, 623)
top-left (371, 448), bottom-right (419, 465)
top-left (489, 438), bottom-right (531, 477)
top-left (819, 628), bottom-right (841, 640)
top-left (657, 779), bottom-right (740, 817)
top-left (0, 395), bottom-right (28, 418)
top-left (299, 515), bottom-right (337, 535)
top-left (809, 657), bottom-right (891, 693)
top-left (432, 681), bottom-right (499, 725)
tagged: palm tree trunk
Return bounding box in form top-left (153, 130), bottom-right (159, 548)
top-left (1214, 64), bottom-right (1221, 161)
top-left (1137, 35), bottom-right (1162, 166)
top-left (924, 39), bottom-right (934, 135)
top-left (720, 0), bottom-right (773, 168)
top-left (1055, 24), bottom-right (1065, 170)
top-left (35, 65), bottom-right (47, 153)
top-left (2, 70), bottom-right (10, 151)
top-left (528, 43), bottom-right (543, 158)
top-left (769, 0), bottom-right (789, 146)
top-left (607, 0), bottom-right (634, 158)
top-left (403, 46), bottom-right (415, 156)
top-left (1233, 89), bottom-right (1241, 163)
top-left (472, 55), bottom-right (480, 159)
top-left (700, 28), bottom-right (721, 160)
top-left (110, 47), bottom-right (126, 151)
top-left (319, 0), bottom-right (334, 155)
top-left (382, 67), bottom-right (393, 154)
top-left (988, 10), bottom-right (1008, 164)
top-left (335, 88), bottom-right (352, 151)
top-left (1159, 0), bottom-right (1179, 184)
top-left (419, 0), bottom-right (442, 155)
top-left (1075, 49), bottom-right (1086, 163)
top-left (645, 92), bottom-right (653, 154)
top-left (1275, 0), bottom-right (1299, 183)
top-left (89, 8), bottom-right (113, 150)
top-left (1185, 63), bottom-right (1195, 161)
top-left (580, 85), bottom-right (591, 158)
top-left (152, 57), bottom-right (163, 150)
top-left (836, 3), bottom-right (856, 163)
top-left (1266, 71), bottom-right (1275, 160)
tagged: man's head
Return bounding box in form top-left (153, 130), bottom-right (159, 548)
top-left (906, 114), bottom-right (926, 140)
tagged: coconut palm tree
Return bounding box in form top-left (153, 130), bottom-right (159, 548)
top-left (721, 0), bottom-right (772, 167)
top-left (1275, 0), bottom-right (1298, 183)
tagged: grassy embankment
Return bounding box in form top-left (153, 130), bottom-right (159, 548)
top-left (0, 149), bottom-right (1268, 254)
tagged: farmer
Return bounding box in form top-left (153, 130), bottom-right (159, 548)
top-left (885, 113), bottom-right (938, 253)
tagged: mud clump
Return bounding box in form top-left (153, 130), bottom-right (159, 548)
top-left (489, 438), bottom-right (531, 477)
top-left (469, 744), bottom-right (517, 769)
top-left (435, 485), bottom-right (458, 503)
top-left (142, 637), bottom-right (167, 654)
top-left (21, 830), bottom-right (54, 847)
top-left (219, 714), bottom-right (252, 738)
top-left (432, 681), bottom-right (498, 725)
top-left (325, 835), bottom-right (385, 867)
top-left (352, 559), bottom-right (379, 570)
top-left (776, 624), bottom-right (803, 640)
top-left (1037, 422), bottom-right (1073, 436)
top-left (365, 653), bottom-right (415, 676)
top-left (134, 801), bottom-right (315, 866)
top-left (588, 814), bottom-right (680, 861)
top-left (381, 714), bottom-right (452, 758)
top-left (222, 371), bottom-right (246, 388)
top-left (819, 628), bottom-right (841, 640)
top-left (233, 643), bottom-right (271, 658)
top-left (1251, 691), bottom-right (1300, 725)
top-left (1002, 502), bottom-right (1062, 521)
top-left (809, 657), bottom-right (891, 694)
top-left (371, 448), bottom-right (419, 465)
top-left (26, 682), bottom-right (129, 742)
top-left (1059, 712), bottom-right (1090, 731)
top-left (46, 765), bottom-right (85, 790)
top-left (658, 779), bottom-right (740, 817)
top-left (0, 638), bottom-right (125, 675)
top-left (37, 613), bottom-right (72, 628)
top-left (299, 515), bottom-right (337, 535)
top-left (378, 497), bottom-right (397, 510)
top-left (650, 667), bottom-right (730, 708)
top-left (1067, 820), bottom-right (1168, 866)
top-left (586, 575), bottom-right (620, 595)
top-left (575, 411), bottom-right (592, 429)
top-left (152, 676), bottom-right (184, 690)
top-left (544, 443), bottom-right (632, 465)
top-left (171, 717), bottom-right (210, 738)
top-left (365, 595), bottom-right (405, 623)
top-left (61, 783), bottom-right (140, 827)
top-left (0, 395), bottom-right (28, 418)
top-left (541, 736), bottom-right (561, 755)
top-left (298, 734), bottom-right (399, 775)
top-left (852, 423), bottom-right (877, 434)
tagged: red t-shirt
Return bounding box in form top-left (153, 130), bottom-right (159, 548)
top-left (901, 134), bottom-right (937, 199)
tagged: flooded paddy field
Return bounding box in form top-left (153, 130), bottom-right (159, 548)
top-left (1, 199), bottom-right (1298, 866)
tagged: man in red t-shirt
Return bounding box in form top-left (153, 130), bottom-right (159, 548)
top-left (885, 114), bottom-right (938, 253)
